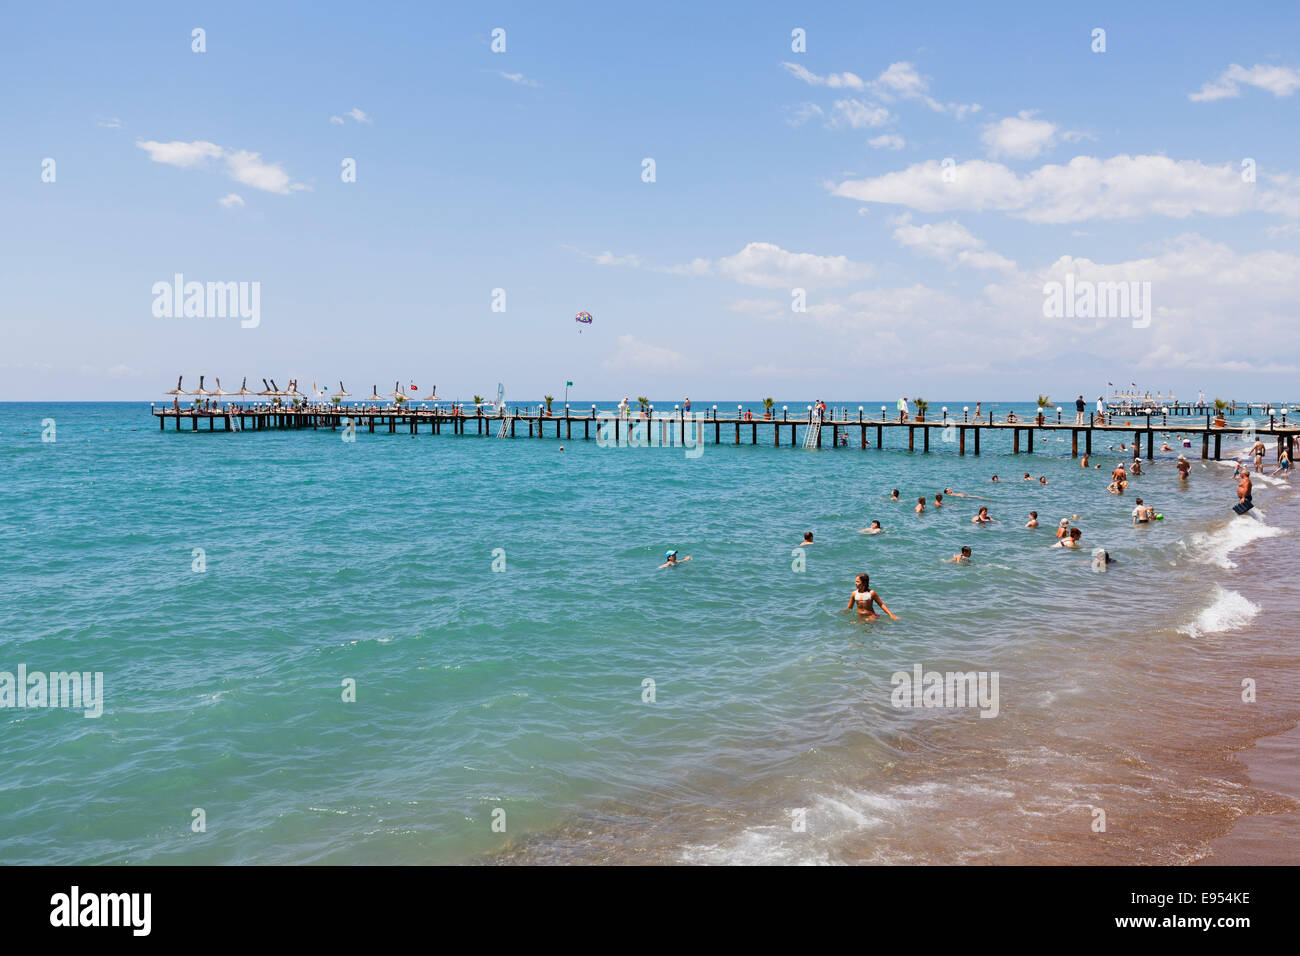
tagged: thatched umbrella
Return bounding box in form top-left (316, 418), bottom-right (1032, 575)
top-left (233, 377), bottom-right (255, 400)
top-left (163, 375), bottom-right (186, 397)
top-left (367, 384), bottom-right (383, 404)
top-left (331, 381), bottom-right (352, 408)
top-left (210, 378), bottom-right (231, 408)
top-left (189, 375), bottom-right (212, 406)
top-left (387, 380), bottom-right (408, 405)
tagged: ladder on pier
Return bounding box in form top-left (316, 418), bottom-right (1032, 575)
top-left (229, 414), bottom-right (241, 432)
top-left (802, 412), bottom-right (822, 449)
top-left (496, 411), bottom-right (513, 438)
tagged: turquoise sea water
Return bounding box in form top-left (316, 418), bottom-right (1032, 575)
top-left (1, 402), bottom-right (1296, 864)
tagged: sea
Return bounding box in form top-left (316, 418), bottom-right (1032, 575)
top-left (1, 400), bottom-right (1296, 865)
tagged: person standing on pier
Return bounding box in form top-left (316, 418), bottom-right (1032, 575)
top-left (683, 397), bottom-right (691, 414)
top-left (1075, 395), bottom-right (1086, 425)
top-left (1096, 395), bottom-right (1105, 421)
top-left (898, 397), bottom-right (910, 423)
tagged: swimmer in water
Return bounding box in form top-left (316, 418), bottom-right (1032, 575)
top-left (944, 487), bottom-right (989, 501)
top-left (658, 550), bottom-right (692, 569)
top-left (991, 475), bottom-right (1000, 483)
top-left (858, 520), bottom-right (883, 534)
top-left (890, 489), bottom-right (900, 501)
top-left (1052, 528), bottom-right (1083, 549)
top-left (946, 546), bottom-right (973, 564)
top-left (799, 531), bottom-right (814, 546)
top-left (915, 496), bottom-right (926, 514)
top-left (1130, 459), bottom-right (1142, 476)
top-left (1177, 455), bottom-right (1190, 481)
top-left (1270, 449), bottom-right (1291, 476)
top-left (1023, 473), bottom-right (1032, 481)
top-left (971, 506), bottom-right (996, 525)
top-left (934, 493), bottom-right (944, 507)
top-left (1026, 511), bottom-right (1039, 528)
top-left (1081, 454), bottom-right (1089, 468)
top-left (1038, 476), bottom-right (1047, 485)
top-left (1055, 518), bottom-right (1071, 538)
top-left (843, 573), bottom-right (898, 620)
top-left (1161, 442), bottom-right (1173, 452)
top-left (1131, 498), bottom-right (1153, 525)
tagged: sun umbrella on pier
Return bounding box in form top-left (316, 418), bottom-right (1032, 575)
top-left (331, 382), bottom-right (352, 407)
top-left (233, 377), bottom-right (255, 399)
top-left (189, 375), bottom-right (212, 401)
top-left (210, 378), bottom-right (231, 408)
top-left (387, 381), bottom-right (408, 404)
top-left (163, 376), bottom-right (186, 398)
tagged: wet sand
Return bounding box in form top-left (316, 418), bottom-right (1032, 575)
top-left (1200, 723), bottom-right (1300, 864)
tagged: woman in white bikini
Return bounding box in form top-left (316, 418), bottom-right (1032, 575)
top-left (843, 573), bottom-right (898, 620)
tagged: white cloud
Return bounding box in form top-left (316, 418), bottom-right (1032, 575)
top-left (780, 62), bottom-right (865, 89)
top-left (717, 241), bottom-right (873, 288)
top-left (224, 149), bottom-right (298, 194)
top-left (1266, 222), bottom-right (1300, 238)
top-left (980, 110), bottom-right (1060, 160)
top-left (217, 193), bottom-right (245, 208)
top-left (870, 61), bottom-right (979, 118)
top-left (832, 154), bottom-right (1300, 223)
top-left (724, 235), bottom-right (1300, 377)
top-left (890, 214), bottom-right (1016, 272)
top-left (868, 133), bottom-right (906, 150)
top-left (346, 108), bottom-right (372, 123)
top-left (602, 334), bottom-right (689, 372)
top-left (1190, 63), bottom-right (1300, 102)
top-left (137, 140), bottom-right (306, 195)
top-left (656, 258), bottom-right (714, 277)
top-left (829, 99), bottom-right (891, 129)
top-left (499, 72), bottom-right (539, 87)
top-left (329, 115), bottom-right (344, 125)
top-left (136, 140), bottom-right (223, 167)
top-left (785, 103), bottom-right (824, 126)
top-left (577, 248), bottom-right (643, 267)
top-left (781, 60), bottom-right (977, 120)
top-left (96, 117), bottom-right (123, 129)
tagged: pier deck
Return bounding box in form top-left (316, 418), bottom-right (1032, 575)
top-left (151, 407), bottom-right (1298, 461)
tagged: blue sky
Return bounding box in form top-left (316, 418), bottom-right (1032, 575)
top-left (4, 1), bottom-right (1299, 402)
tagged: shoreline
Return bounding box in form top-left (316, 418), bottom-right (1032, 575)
top-left (1199, 722), bottom-right (1300, 864)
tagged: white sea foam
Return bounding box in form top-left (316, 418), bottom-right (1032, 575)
top-left (1178, 514), bottom-right (1285, 570)
top-left (1178, 585), bottom-right (1261, 638)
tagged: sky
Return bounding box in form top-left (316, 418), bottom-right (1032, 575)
top-left (3, 0), bottom-right (1300, 403)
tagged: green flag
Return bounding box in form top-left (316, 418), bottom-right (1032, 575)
top-left (566, 381), bottom-right (573, 386)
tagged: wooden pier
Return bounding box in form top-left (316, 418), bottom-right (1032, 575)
top-left (151, 407), bottom-right (1299, 461)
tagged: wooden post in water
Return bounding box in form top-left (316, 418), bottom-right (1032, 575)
top-left (1202, 430), bottom-right (1209, 460)
top-left (923, 426), bottom-right (929, 453)
top-left (1027, 428), bottom-right (1034, 453)
top-left (958, 427), bottom-right (965, 456)
top-left (1071, 430), bottom-right (1078, 457)
top-left (1147, 430), bottom-right (1154, 459)
top-left (1013, 429), bottom-right (1020, 454)
top-left (860, 424), bottom-right (866, 449)
top-left (974, 426), bottom-right (981, 456)
top-left (908, 426), bottom-right (914, 452)
top-left (1214, 434), bottom-right (1221, 460)
top-left (876, 424), bottom-right (883, 448)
